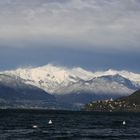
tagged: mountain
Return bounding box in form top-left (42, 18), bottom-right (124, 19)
top-left (0, 74), bottom-right (57, 109)
top-left (84, 89), bottom-right (140, 112)
top-left (54, 74), bottom-right (137, 104)
top-left (1, 64), bottom-right (140, 105)
top-left (3, 64), bottom-right (95, 94)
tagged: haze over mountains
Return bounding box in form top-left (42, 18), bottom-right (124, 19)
top-left (0, 64), bottom-right (139, 108)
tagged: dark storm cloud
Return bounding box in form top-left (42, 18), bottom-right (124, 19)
top-left (0, 0), bottom-right (140, 71)
top-left (0, 46), bottom-right (140, 72)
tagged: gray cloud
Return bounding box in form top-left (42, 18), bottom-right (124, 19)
top-left (0, 0), bottom-right (140, 50)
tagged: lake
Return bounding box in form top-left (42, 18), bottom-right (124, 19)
top-left (0, 109), bottom-right (140, 139)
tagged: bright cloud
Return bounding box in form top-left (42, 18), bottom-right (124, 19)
top-left (0, 0), bottom-right (140, 50)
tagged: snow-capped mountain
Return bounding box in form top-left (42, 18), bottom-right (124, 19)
top-left (1, 64), bottom-right (140, 102)
top-left (2, 64), bottom-right (95, 94)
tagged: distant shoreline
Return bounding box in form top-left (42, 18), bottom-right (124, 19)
top-left (1, 108), bottom-right (140, 114)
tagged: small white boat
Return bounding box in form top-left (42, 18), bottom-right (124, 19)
top-left (123, 121), bottom-right (126, 125)
top-left (48, 120), bottom-right (52, 124)
top-left (32, 125), bottom-right (38, 128)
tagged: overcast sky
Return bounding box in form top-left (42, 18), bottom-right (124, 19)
top-left (0, 0), bottom-right (140, 72)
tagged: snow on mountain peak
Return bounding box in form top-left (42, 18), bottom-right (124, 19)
top-left (94, 69), bottom-right (140, 83)
top-left (1, 64), bottom-right (140, 96)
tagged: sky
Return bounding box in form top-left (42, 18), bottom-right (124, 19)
top-left (0, 0), bottom-right (140, 72)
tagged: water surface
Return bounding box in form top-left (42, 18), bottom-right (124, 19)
top-left (0, 109), bottom-right (140, 140)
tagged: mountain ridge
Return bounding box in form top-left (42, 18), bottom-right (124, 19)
top-left (2, 64), bottom-right (140, 90)
top-left (1, 64), bottom-right (140, 105)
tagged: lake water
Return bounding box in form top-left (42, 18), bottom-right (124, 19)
top-left (0, 109), bottom-right (140, 140)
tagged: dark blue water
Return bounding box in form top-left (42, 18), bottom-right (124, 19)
top-left (0, 110), bottom-right (140, 140)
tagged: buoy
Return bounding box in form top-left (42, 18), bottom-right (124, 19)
top-left (48, 120), bottom-right (52, 125)
top-left (123, 121), bottom-right (126, 125)
top-left (33, 125), bottom-right (38, 128)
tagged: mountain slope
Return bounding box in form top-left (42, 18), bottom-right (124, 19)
top-left (119, 89), bottom-right (140, 105)
top-left (84, 89), bottom-right (140, 112)
top-left (0, 74), bottom-right (55, 101)
top-left (54, 74), bottom-right (136, 104)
